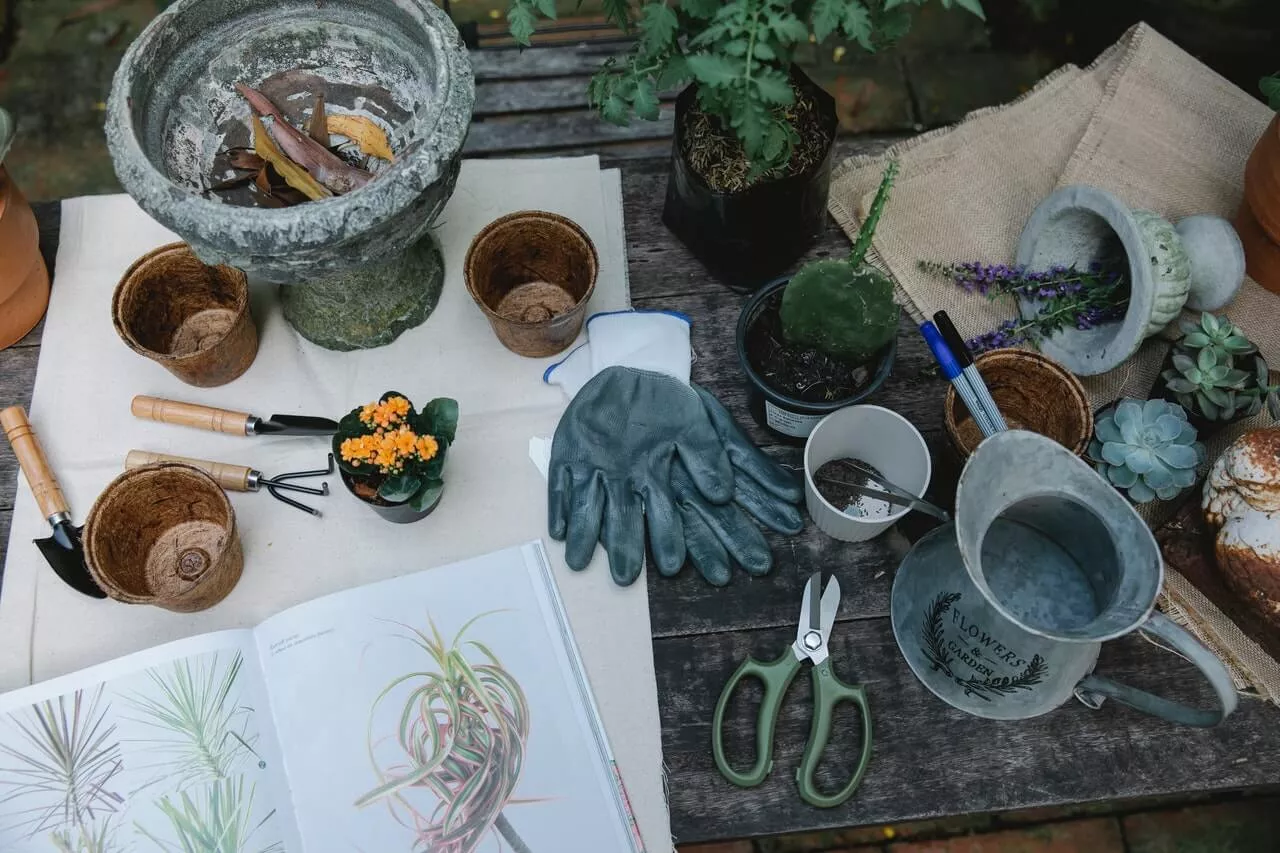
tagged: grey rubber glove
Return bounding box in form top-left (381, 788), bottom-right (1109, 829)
top-left (667, 387), bottom-right (805, 586)
top-left (549, 366), bottom-right (734, 585)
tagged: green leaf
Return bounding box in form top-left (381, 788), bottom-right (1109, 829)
top-left (1202, 312), bottom-right (1221, 335)
top-left (680, 0), bottom-right (721, 18)
top-left (601, 0), bottom-right (632, 30)
top-left (656, 54), bottom-right (692, 89)
top-left (753, 41), bottom-right (777, 60)
top-left (883, 0), bottom-right (918, 8)
top-left (952, 0), bottom-right (987, 20)
top-left (507, 3), bottom-right (537, 45)
top-left (1197, 346), bottom-right (1216, 373)
top-left (842, 0), bottom-right (874, 51)
top-left (754, 69), bottom-right (795, 106)
top-left (687, 53), bottom-right (740, 87)
top-left (810, 0), bottom-right (843, 41)
top-left (533, 0), bottom-right (557, 19)
top-left (409, 478), bottom-right (445, 512)
top-left (422, 398), bottom-right (459, 442)
top-left (640, 3), bottom-right (680, 54)
top-left (379, 474), bottom-right (422, 503)
top-left (875, 6), bottom-right (914, 46)
top-left (770, 12), bottom-right (809, 43)
top-left (1261, 74), bottom-right (1280, 111)
top-left (632, 77), bottom-right (661, 121)
top-left (723, 39), bottom-right (750, 56)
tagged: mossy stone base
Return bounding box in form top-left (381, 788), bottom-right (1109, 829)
top-left (280, 233), bottom-right (443, 351)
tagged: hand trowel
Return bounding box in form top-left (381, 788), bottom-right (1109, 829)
top-left (0, 407), bottom-right (106, 598)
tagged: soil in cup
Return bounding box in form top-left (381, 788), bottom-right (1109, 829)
top-left (745, 290), bottom-right (870, 403)
top-left (814, 458), bottom-right (893, 519)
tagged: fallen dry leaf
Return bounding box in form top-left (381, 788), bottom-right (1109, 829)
top-left (237, 83), bottom-right (371, 194)
top-left (209, 172), bottom-right (258, 192)
top-left (326, 114), bottom-right (395, 162)
top-left (251, 114), bottom-right (332, 201)
top-left (308, 93), bottom-right (329, 146)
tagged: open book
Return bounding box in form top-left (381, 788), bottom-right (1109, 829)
top-left (0, 542), bottom-right (645, 853)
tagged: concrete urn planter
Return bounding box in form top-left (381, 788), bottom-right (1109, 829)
top-left (105, 0), bottom-right (475, 351)
top-left (1016, 185), bottom-right (1245, 376)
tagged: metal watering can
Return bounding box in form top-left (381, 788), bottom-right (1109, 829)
top-left (891, 430), bottom-right (1237, 726)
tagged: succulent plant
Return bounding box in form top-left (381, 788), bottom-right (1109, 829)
top-left (1161, 313), bottom-right (1279, 424)
top-left (1161, 346), bottom-right (1254, 422)
top-left (779, 161), bottom-right (900, 363)
top-left (1177, 313), bottom-right (1256, 362)
top-left (1088, 398), bottom-right (1206, 504)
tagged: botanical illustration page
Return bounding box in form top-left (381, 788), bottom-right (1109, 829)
top-left (0, 630), bottom-right (299, 853)
top-left (254, 542), bottom-right (638, 853)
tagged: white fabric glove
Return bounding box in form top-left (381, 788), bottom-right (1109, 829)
top-left (544, 310), bottom-right (692, 398)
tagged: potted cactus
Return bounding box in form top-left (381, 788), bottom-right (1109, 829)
top-left (508, 0), bottom-right (986, 290)
top-left (1087, 398), bottom-right (1206, 505)
top-left (735, 161), bottom-right (900, 440)
top-left (1157, 313), bottom-right (1280, 432)
top-left (334, 392), bottom-right (458, 523)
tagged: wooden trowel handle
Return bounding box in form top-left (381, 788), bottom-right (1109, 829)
top-left (125, 450), bottom-right (254, 492)
top-left (1, 406), bottom-right (70, 521)
top-left (131, 395), bottom-right (252, 435)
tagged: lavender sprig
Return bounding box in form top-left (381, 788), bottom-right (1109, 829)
top-left (919, 259), bottom-right (1130, 354)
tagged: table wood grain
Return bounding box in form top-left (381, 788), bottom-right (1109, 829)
top-left (3, 45), bottom-right (1280, 846)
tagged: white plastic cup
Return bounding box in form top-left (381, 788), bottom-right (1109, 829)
top-left (803, 405), bottom-right (932, 542)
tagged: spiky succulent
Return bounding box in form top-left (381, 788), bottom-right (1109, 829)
top-left (1161, 347), bottom-right (1254, 422)
top-left (1162, 313), bottom-right (1278, 423)
top-left (1177, 313), bottom-right (1256, 362)
top-left (1088, 398), bottom-right (1205, 504)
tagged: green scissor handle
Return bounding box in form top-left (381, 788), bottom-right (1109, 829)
top-left (712, 650), bottom-right (802, 788)
top-left (796, 658), bottom-right (873, 809)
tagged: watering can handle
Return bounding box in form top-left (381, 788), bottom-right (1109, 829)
top-left (1074, 611), bottom-right (1238, 727)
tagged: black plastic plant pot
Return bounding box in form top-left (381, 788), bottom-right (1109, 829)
top-left (737, 276), bottom-right (897, 443)
top-left (340, 469), bottom-right (442, 524)
top-left (662, 67), bottom-right (838, 294)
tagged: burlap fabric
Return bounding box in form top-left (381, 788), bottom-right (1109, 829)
top-left (830, 23), bottom-right (1280, 703)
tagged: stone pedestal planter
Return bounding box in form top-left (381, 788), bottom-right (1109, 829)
top-left (105, 0), bottom-right (474, 351)
top-left (1016, 185), bottom-right (1244, 376)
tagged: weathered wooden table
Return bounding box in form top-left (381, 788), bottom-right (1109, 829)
top-left (4, 43), bottom-right (1280, 849)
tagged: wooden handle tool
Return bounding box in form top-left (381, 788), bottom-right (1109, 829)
top-left (131, 395), bottom-right (253, 435)
top-left (1, 406), bottom-right (70, 522)
top-left (125, 450), bottom-right (255, 492)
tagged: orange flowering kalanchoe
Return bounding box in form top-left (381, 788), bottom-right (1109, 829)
top-left (340, 396), bottom-right (439, 475)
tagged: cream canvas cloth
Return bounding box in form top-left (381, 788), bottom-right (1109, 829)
top-left (0, 157), bottom-right (675, 852)
top-left (829, 24), bottom-right (1280, 703)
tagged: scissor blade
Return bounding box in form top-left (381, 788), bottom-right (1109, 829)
top-left (818, 576), bottom-right (842, 647)
top-left (793, 573), bottom-right (821, 657)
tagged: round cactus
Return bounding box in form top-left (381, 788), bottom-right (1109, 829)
top-left (1087, 398), bottom-right (1206, 504)
top-left (778, 261), bottom-right (899, 363)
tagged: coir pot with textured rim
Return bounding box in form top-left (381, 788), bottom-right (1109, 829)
top-left (663, 67), bottom-right (837, 293)
top-left (736, 276), bottom-right (897, 443)
top-left (83, 462), bottom-right (244, 613)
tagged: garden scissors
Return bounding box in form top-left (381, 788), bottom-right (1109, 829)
top-left (712, 572), bottom-right (873, 808)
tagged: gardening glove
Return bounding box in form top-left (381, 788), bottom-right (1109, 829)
top-left (667, 385), bottom-right (805, 587)
top-left (546, 311), bottom-right (804, 586)
top-left (548, 365), bottom-right (734, 585)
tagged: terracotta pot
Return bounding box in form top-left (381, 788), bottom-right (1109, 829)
top-left (1239, 114), bottom-right (1280, 294)
top-left (0, 166), bottom-right (51, 349)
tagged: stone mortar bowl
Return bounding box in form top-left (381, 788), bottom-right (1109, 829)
top-left (105, 0), bottom-right (473, 348)
top-left (1016, 185), bottom-right (1244, 376)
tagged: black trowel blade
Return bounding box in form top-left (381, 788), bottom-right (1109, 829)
top-left (34, 522), bottom-right (106, 599)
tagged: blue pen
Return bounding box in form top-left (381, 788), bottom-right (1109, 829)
top-left (920, 321), bottom-right (998, 438)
